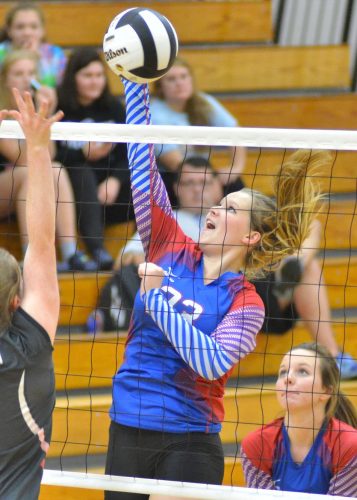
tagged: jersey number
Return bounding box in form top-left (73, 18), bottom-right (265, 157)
top-left (164, 286), bottom-right (203, 324)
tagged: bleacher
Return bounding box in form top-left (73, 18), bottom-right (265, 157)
top-left (0, 1), bottom-right (355, 498)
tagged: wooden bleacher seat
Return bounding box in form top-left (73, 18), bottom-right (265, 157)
top-left (49, 380), bottom-right (357, 458)
top-left (212, 149), bottom-right (357, 196)
top-left (53, 314), bottom-right (357, 392)
top-left (57, 250), bottom-right (357, 328)
top-left (40, 485), bottom-right (102, 500)
top-left (107, 44), bottom-right (350, 95)
top-left (179, 45), bottom-right (350, 93)
top-left (222, 93), bottom-right (357, 130)
top-left (0, 1), bottom-right (272, 48)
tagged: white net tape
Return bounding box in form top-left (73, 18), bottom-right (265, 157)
top-left (2, 120), bottom-right (357, 150)
top-left (42, 470), bottom-right (350, 499)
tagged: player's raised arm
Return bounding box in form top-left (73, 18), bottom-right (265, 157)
top-left (8, 89), bottom-right (64, 344)
top-left (121, 79), bottom-right (175, 259)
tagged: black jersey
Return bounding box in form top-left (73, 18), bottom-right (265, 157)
top-left (0, 308), bottom-right (55, 500)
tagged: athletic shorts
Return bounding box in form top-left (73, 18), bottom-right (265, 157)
top-left (252, 272), bottom-right (298, 335)
top-left (105, 421), bottom-right (225, 500)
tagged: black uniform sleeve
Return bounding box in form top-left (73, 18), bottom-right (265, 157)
top-left (8, 308), bottom-right (53, 359)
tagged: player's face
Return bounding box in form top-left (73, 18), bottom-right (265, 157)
top-left (75, 61), bottom-right (107, 105)
top-left (6, 59), bottom-right (37, 95)
top-left (7, 10), bottom-right (44, 49)
top-left (276, 349), bottom-right (330, 413)
top-left (159, 65), bottom-right (194, 106)
top-left (200, 191), bottom-right (260, 252)
top-left (176, 165), bottom-right (222, 215)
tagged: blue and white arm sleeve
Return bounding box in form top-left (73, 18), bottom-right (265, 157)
top-left (144, 288), bottom-right (265, 380)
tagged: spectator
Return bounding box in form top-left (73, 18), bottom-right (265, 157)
top-left (56, 47), bottom-right (132, 270)
top-left (241, 342), bottom-right (357, 496)
top-left (0, 89), bottom-right (62, 498)
top-left (96, 154), bottom-right (357, 379)
top-left (0, 49), bottom-right (96, 271)
top-left (0, 1), bottom-right (66, 89)
top-left (150, 56), bottom-right (246, 203)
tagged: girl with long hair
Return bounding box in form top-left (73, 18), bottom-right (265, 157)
top-left (104, 79), bottom-right (326, 500)
top-left (241, 342), bottom-right (357, 496)
top-left (56, 47), bottom-right (132, 270)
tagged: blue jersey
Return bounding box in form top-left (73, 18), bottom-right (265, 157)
top-left (242, 417), bottom-right (357, 496)
top-left (110, 81), bottom-right (265, 434)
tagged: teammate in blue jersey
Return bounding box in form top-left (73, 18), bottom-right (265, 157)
top-left (241, 343), bottom-right (357, 496)
top-left (105, 80), bottom-right (326, 500)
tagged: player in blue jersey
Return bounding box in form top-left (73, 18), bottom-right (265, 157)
top-left (104, 80), bottom-right (326, 500)
top-left (241, 342), bottom-right (357, 496)
top-left (0, 91), bottom-right (62, 498)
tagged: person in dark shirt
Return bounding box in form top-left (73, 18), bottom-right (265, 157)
top-left (56, 47), bottom-right (131, 270)
top-left (0, 89), bottom-right (62, 499)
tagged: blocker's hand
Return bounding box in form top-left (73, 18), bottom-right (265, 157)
top-left (8, 88), bottom-right (63, 148)
top-left (138, 262), bottom-right (165, 297)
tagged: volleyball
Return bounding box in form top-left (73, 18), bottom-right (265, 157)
top-left (103, 8), bottom-right (178, 83)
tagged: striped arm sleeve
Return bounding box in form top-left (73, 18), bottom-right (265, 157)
top-left (144, 288), bottom-right (264, 380)
top-left (328, 456), bottom-right (357, 497)
top-left (241, 451), bottom-right (276, 490)
top-left (122, 79), bottom-right (172, 257)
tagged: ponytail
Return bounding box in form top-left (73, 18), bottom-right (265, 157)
top-left (242, 149), bottom-right (328, 278)
top-left (331, 393), bottom-right (357, 429)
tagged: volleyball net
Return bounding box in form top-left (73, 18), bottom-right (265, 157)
top-left (0, 121), bottom-right (356, 498)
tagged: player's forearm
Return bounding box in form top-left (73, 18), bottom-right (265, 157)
top-left (241, 452), bottom-right (276, 490)
top-left (143, 288), bottom-right (254, 380)
top-left (328, 456), bottom-right (357, 496)
top-left (26, 146), bottom-right (56, 247)
top-left (123, 79), bottom-right (172, 255)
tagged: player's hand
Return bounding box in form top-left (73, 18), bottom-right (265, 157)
top-left (138, 262), bottom-right (165, 297)
top-left (97, 177), bottom-right (120, 205)
top-left (8, 88), bottom-right (63, 149)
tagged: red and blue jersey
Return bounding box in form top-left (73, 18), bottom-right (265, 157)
top-left (110, 81), bottom-right (265, 433)
top-left (241, 417), bottom-right (357, 496)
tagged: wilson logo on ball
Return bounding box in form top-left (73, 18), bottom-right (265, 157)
top-left (104, 47), bottom-right (128, 61)
top-left (103, 7), bottom-right (179, 83)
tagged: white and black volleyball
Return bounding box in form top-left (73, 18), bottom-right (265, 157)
top-left (103, 8), bottom-right (178, 83)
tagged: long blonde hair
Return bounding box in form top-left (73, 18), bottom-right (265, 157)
top-left (153, 57), bottom-right (212, 126)
top-left (242, 149), bottom-right (327, 278)
top-left (0, 248), bottom-right (21, 332)
top-left (0, 49), bottom-right (39, 109)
